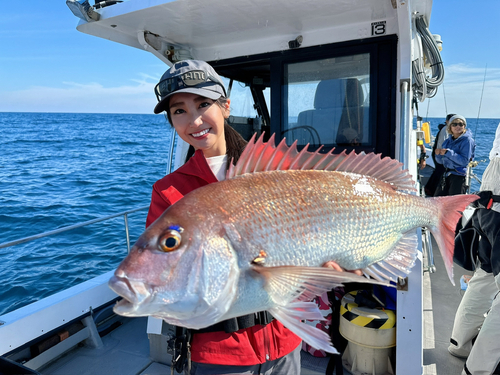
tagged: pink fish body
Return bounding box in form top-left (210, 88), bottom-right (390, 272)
top-left (109, 134), bottom-right (478, 353)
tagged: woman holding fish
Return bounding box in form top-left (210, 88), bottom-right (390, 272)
top-left (109, 60), bottom-right (478, 371)
top-left (434, 115), bottom-right (476, 196)
top-left (147, 60), bottom-right (302, 374)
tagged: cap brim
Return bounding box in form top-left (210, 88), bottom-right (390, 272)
top-left (153, 87), bottom-right (223, 114)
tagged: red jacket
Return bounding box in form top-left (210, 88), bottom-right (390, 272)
top-left (146, 149), bottom-right (218, 227)
top-left (146, 150), bottom-right (302, 365)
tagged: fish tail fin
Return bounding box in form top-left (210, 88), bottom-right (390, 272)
top-left (428, 194), bottom-right (479, 285)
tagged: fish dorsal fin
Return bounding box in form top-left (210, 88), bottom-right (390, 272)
top-left (227, 133), bottom-right (416, 193)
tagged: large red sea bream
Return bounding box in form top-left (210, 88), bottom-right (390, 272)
top-left (109, 134), bottom-right (477, 353)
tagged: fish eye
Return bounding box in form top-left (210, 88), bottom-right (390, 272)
top-left (158, 229), bottom-right (182, 252)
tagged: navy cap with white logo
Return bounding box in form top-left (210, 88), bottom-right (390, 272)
top-left (153, 60), bottom-right (227, 114)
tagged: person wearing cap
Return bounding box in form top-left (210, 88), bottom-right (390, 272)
top-left (146, 60), bottom-right (302, 374)
top-left (448, 122), bottom-right (500, 375)
top-left (434, 114), bottom-right (476, 196)
top-left (424, 113), bottom-right (454, 196)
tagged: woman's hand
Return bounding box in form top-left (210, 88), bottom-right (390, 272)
top-left (435, 148), bottom-right (448, 155)
top-left (323, 261), bottom-right (363, 276)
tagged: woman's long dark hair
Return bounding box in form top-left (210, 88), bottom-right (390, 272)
top-left (223, 122), bottom-right (248, 169)
top-left (167, 96), bottom-right (247, 170)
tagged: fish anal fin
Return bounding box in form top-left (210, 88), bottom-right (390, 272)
top-left (363, 230), bottom-right (419, 283)
top-left (229, 133), bottom-right (416, 192)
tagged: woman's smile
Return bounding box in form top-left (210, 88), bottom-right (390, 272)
top-left (191, 128), bottom-right (211, 138)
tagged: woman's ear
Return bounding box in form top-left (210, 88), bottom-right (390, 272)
top-left (222, 98), bottom-right (231, 118)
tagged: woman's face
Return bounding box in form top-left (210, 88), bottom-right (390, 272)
top-left (450, 120), bottom-right (465, 138)
top-left (168, 93), bottom-right (230, 158)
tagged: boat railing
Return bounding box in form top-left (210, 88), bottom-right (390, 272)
top-left (0, 205), bottom-right (149, 253)
top-left (0, 205), bottom-right (149, 370)
top-left (466, 159), bottom-right (485, 193)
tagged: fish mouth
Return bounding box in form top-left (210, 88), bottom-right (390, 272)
top-left (108, 275), bottom-right (152, 314)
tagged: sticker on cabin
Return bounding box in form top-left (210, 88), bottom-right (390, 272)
top-left (371, 21), bottom-right (386, 36)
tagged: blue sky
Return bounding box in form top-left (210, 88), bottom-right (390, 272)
top-left (1, 1), bottom-right (499, 118)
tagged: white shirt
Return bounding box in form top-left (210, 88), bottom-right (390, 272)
top-left (481, 123), bottom-right (500, 212)
top-left (489, 123), bottom-right (500, 160)
top-left (206, 154), bottom-right (228, 181)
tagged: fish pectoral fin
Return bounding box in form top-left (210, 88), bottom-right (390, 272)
top-left (251, 265), bottom-right (388, 306)
top-left (363, 230), bottom-right (419, 282)
top-left (253, 266), bottom-right (391, 354)
top-left (269, 303), bottom-right (339, 354)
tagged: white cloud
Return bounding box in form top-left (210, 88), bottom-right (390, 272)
top-left (422, 64), bottom-right (500, 119)
top-left (0, 75), bottom-right (159, 114)
top-left (1, 64), bottom-right (499, 119)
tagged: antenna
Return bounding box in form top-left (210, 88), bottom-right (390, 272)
top-left (475, 64), bottom-right (487, 137)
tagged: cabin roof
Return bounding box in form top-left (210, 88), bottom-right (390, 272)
top-left (76, 0), bottom-right (433, 63)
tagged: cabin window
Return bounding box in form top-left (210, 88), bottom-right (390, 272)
top-left (211, 35), bottom-right (397, 156)
top-left (223, 77), bottom-right (270, 141)
top-left (283, 54), bottom-right (370, 149)
top-left (225, 78), bottom-right (261, 118)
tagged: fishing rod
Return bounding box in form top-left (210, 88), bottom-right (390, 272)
top-left (442, 82), bottom-right (448, 115)
top-left (474, 64), bottom-right (487, 137)
top-left (465, 64), bottom-right (488, 193)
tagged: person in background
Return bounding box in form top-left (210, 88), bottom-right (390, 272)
top-left (424, 113), bottom-right (454, 196)
top-left (448, 123), bottom-right (500, 375)
top-left (147, 60), bottom-right (302, 374)
top-left (434, 115), bottom-right (475, 196)
top-left (418, 142), bottom-right (427, 170)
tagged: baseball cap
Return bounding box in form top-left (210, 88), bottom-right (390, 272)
top-left (153, 60), bottom-right (227, 114)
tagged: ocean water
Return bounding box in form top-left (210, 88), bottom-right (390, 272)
top-left (0, 113), bottom-right (498, 316)
top-left (0, 113), bottom-right (171, 315)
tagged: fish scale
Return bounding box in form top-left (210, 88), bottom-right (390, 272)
top-left (203, 169), bottom-right (420, 270)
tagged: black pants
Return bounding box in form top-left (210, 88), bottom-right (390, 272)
top-left (424, 163), bottom-right (446, 197)
top-left (434, 173), bottom-right (466, 196)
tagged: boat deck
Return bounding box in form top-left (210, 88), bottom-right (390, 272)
top-left (39, 237), bottom-right (470, 375)
top-left (423, 237), bottom-right (470, 375)
top-left (39, 315), bottom-right (329, 375)
top-left (40, 316), bottom-right (161, 375)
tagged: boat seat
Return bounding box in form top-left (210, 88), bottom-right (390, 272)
top-left (296, 78), bottom-right (366, 146)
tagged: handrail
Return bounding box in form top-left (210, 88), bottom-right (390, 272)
top-left (466, 159), bottom-right (485, 193)
top-left (0, 205), bottom-right (149, 253)
top-left (399, 80), bottom-right (410, 169)
top-left (167, 127), bottom-right (177, 175)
